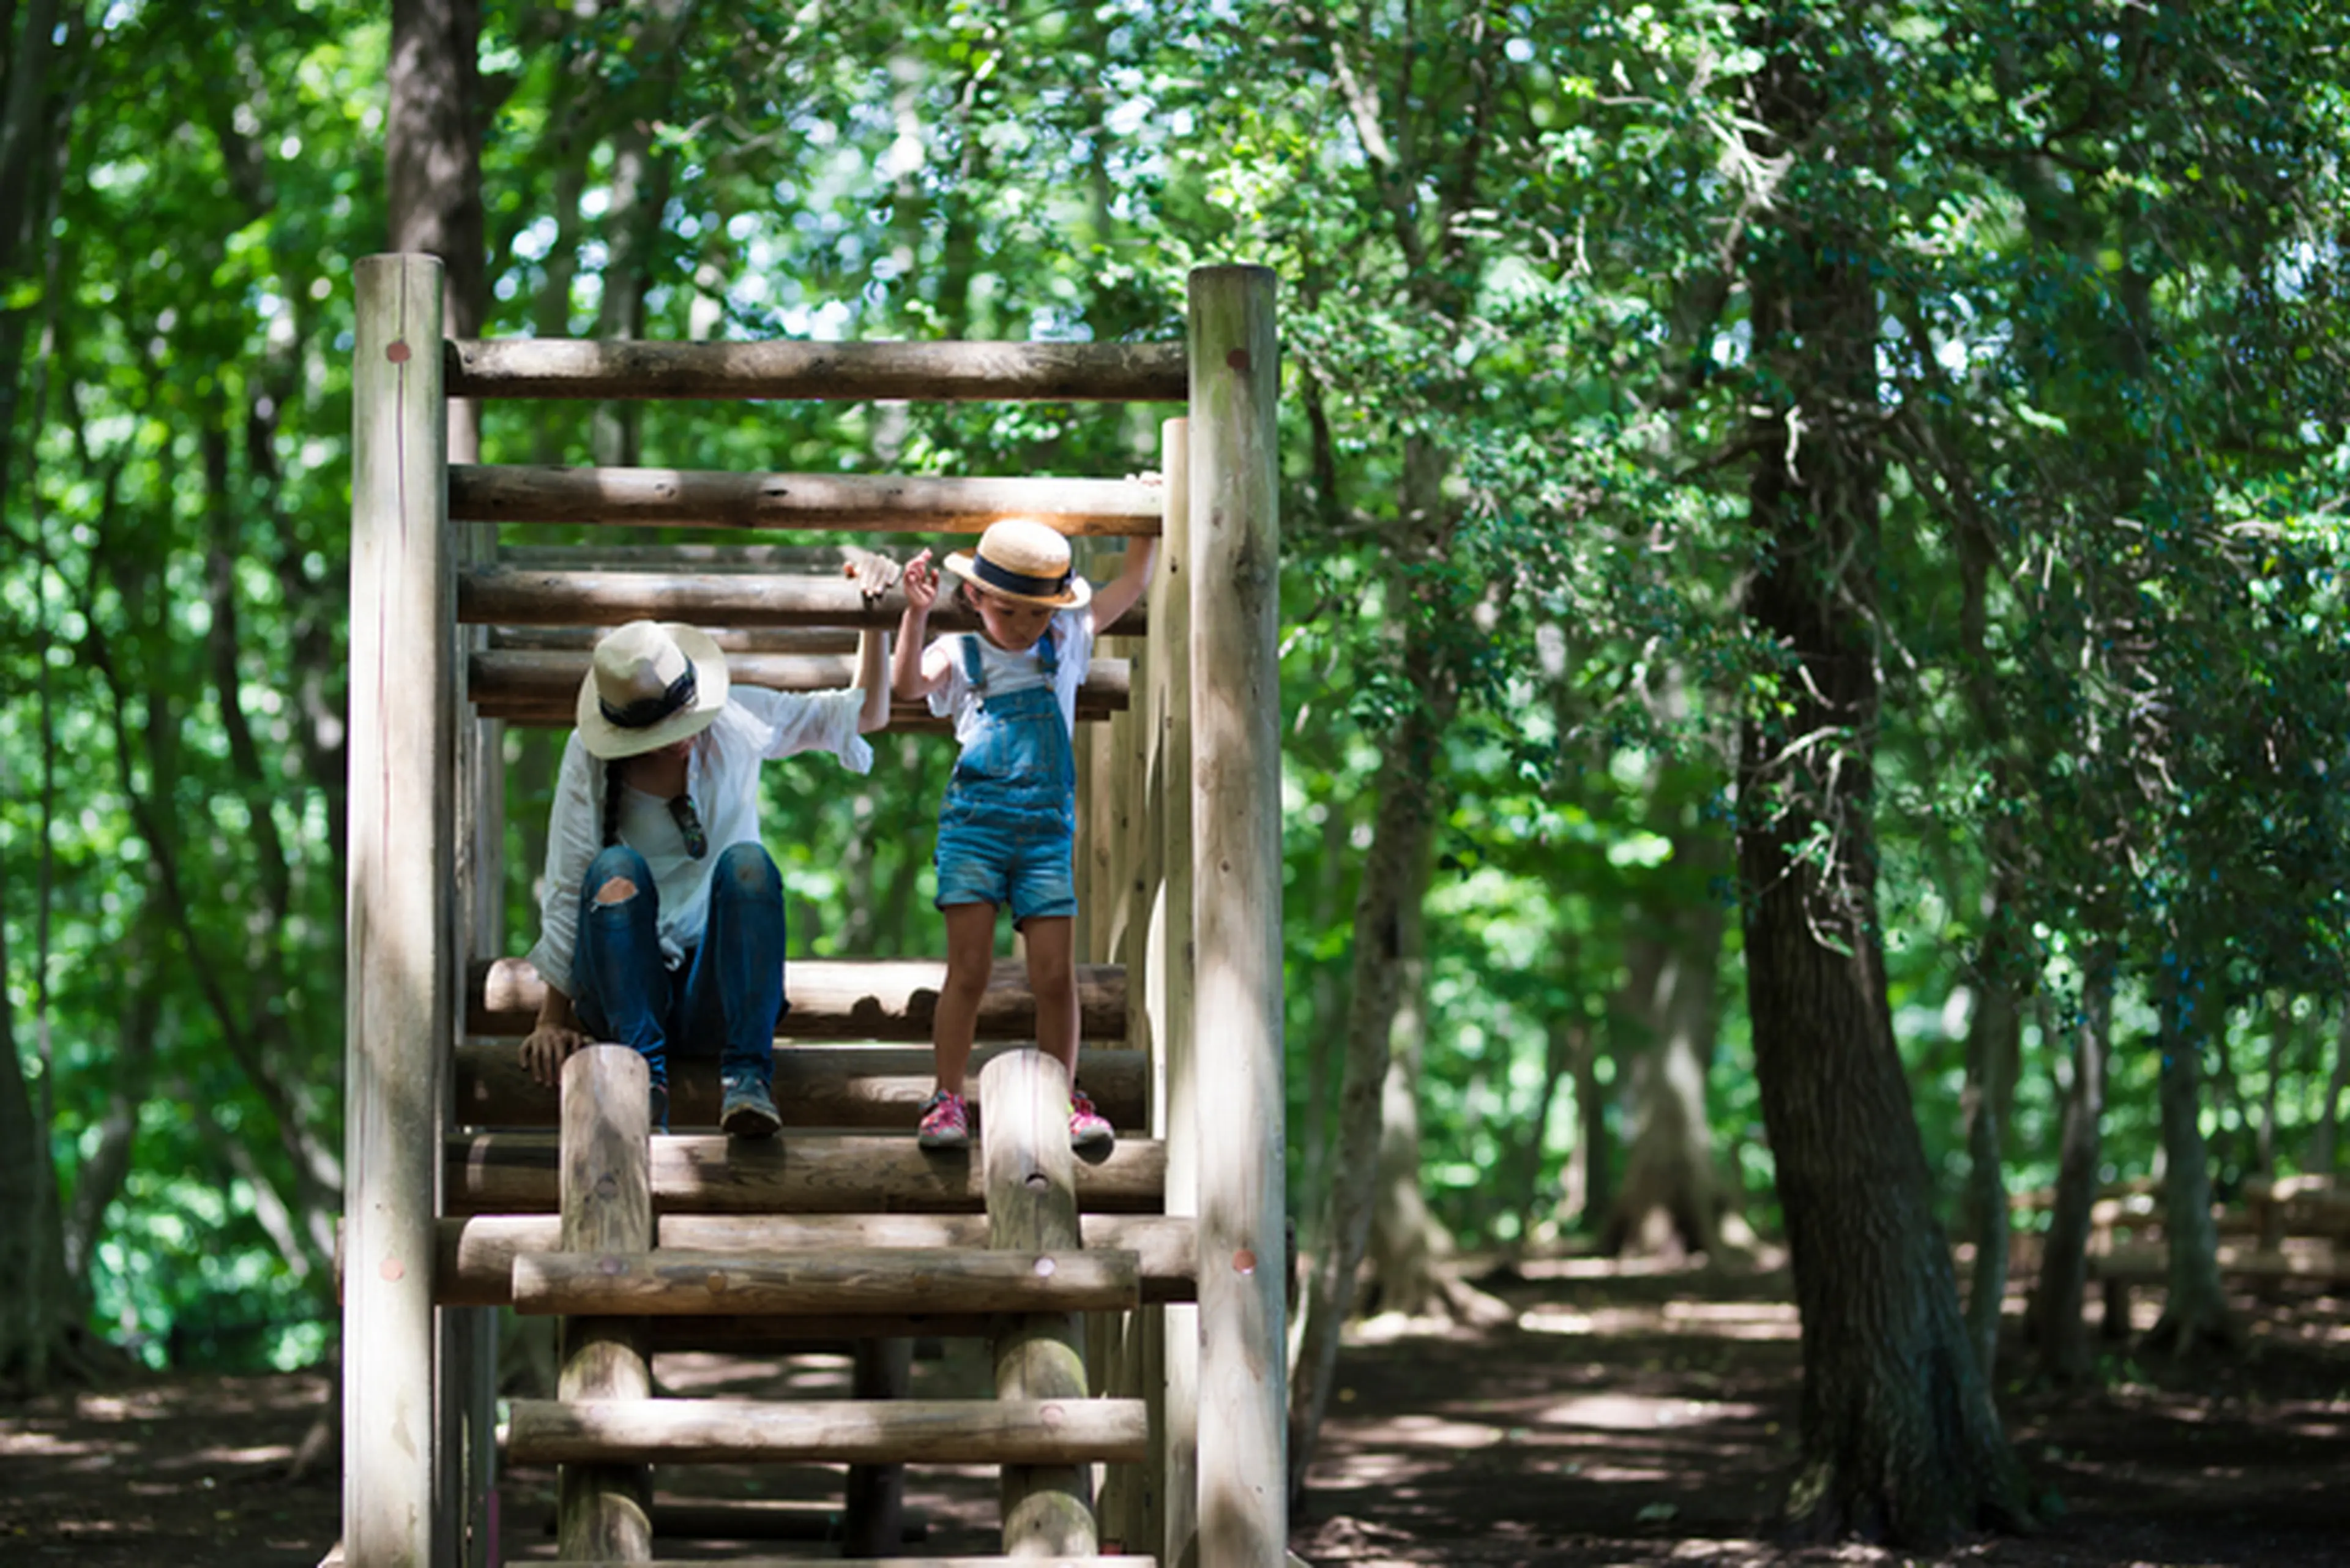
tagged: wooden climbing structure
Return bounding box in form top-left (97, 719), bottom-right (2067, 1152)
top-left (340, 255), bottom-right (1284, 1567)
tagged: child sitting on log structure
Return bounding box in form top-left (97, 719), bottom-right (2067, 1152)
top-left (892, 518), bottom-right (1155, 1152)
top-left (519, 619), bottom-right (891, 1134)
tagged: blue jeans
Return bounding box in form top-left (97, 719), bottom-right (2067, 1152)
top-left (570, 841), bottom-right (784, 1088)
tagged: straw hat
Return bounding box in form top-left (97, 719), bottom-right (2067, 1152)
top-left (575, 621), bottom-right (731, 759)
top-left (943, 517), bottom-right (1092, 610)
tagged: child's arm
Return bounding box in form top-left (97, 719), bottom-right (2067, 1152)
top-left (852, 627), bottom-right (892, 733)
top-left (1089, 536), bottom-right (1158, 634)
top-left (893, 548), bottom-right (951, 701)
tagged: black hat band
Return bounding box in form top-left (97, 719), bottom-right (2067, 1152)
top-left (602, 663), bottom-right (698, 730)
top-left (972, 554), bottom-right (1070, 600)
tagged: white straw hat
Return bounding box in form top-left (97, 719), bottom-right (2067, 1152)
top-left (575, 621), bottom-right (730, 759)
top-left (942, 517), bottom-right (1092, 610)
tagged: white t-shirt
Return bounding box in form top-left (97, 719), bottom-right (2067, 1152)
top-left (922, 608), bottom-right (1095, 749)
top-left (526, 685), bottom-right (872, 992)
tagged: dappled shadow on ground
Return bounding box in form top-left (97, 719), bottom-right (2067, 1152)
top-left (1, 1264), bottom-right (2343, 1566)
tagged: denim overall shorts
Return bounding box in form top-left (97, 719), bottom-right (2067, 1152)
top-left (934, 630), bottom-right (1079, 922)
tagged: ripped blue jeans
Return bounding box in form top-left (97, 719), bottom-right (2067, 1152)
top-left (569, 840), bottom-right (785, 1089)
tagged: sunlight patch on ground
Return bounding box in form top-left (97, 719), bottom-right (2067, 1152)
top-left (1531, 1391), bottom-right (1762, 1431)
top-left (0, 1430), bottom-right (104, 1458)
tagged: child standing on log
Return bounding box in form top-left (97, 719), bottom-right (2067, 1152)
top-left (519, 619), bottom-right (890, 1136)
top-left (893, 518), bottom-right (1155, 1152)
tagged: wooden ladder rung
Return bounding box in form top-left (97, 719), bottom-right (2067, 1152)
top-left (457, 561), bottom-right (1153, 634)
top-left (457, 1040), bottom-right (1147, 1131)
top-left (466, 646), bottom-right (1130, 720)
top-left (511, 1245), bottom-right (1141, 1316)
top-left (444, 1130), bottom-right (1168, 1217)
top-left (444, 335), bottom-right (1187, 403)
top-left (453, 464), bottom-right (1164, 534)
top-left (468, 955), bottom-right (1128, 1042)
top-left (534, 1558), bottom-right (1151, 1568)
top-left (429, 1213), bottom-right (1198, 1309)
top-left (504, 1395), bottom-right (1151, 1466)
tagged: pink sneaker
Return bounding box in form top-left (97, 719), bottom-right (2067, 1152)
top-left (1069, 1088), bottom-right (1115, 1152)
top-left (917, 1089), bottom-right (971, 1150)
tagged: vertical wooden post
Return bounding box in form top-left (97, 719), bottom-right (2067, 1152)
top-left (556, 1046), bottom-right (654, 1561)
top-left (982, 1050), bottom-right (1097, 1553)
top-left (345, 252), bottom-right (453, 1568)
top-left (1186, 264), bottom-right (1285, 1566)
top-left (1147, 416), bottom-right (1198, 1566)
top-left (840, 1336), bottom-right (912, 1554)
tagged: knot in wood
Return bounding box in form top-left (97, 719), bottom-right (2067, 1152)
top-left (1233, 1249), bottom-right (1258, 1276)
top-left (595, 1173), bottom-right (619, 1200)
top-left (704, 1271), bottom-right (728, 1294)
top-left (598, 1255), bottom-right (625, 1276)
top-left (386, 340), bottom-right (411, 364)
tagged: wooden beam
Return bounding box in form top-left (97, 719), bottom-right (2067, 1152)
top-left (556, 1047), bottom-right (655, 1561)
top-left (425, 1213), bottom-right (1198, 1308)
top-left (1186, 263), bottom-right (1288, 1566)
top-left (456, 1042), bottom-right (1148, 1130)
top-left (469, 957), bottom-right (1128, 1042)
top-left (530, 1558), bottom-right (1152, 1568)
top-left (467, 648), bottom-right (1128, 712)
top-left (510, 1246), bottom-right (1141, 1316)
top-left (452, 465), bottom-right (1163, 536)
top-left (444, 1131), bottom-right (1168, 1215)
top-left (492, 624), bottom-right (857, 653)
top-left (446, 337), bottom-right (1186, 403)
top-left (343, 252), bottom-right (450, 1568)
top-left (504, 1396), bottom-right (1151, 1466)
top-left (462, 562), bottom-right (1150, 635)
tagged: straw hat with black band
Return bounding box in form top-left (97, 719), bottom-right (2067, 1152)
top-left (575, 620), bottom-right (731, 760)
top-left (942, 517), bottom-right (1092, 611)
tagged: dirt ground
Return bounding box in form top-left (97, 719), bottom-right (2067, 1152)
top-left (3, 1261), bottom-right (2344, 1567)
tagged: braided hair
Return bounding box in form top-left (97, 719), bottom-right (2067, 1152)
top-left (601, 758), bottom-right (626, 848)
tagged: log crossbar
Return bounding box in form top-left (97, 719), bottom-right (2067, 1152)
top-left (457, 1041), bottom-right (1149, 1131)
top-left (468, 649), bottom-right (1130, 721)
top-left (446, 337), bottom-right (1187, 403)
top-left (453, 465), bottom-right (1165, 536)
top-left (471, 956), bottom-right (1128, 1042)
top-left (505, 1396), bottom-right (1152, 1466)
top-left (510, 1246), bottom-right (1143, 1316)
top-left (458, 563), bottom-right (1149, 636)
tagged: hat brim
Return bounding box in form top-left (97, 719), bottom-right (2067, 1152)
top-left (942, 550), bottom-right (1092, 610)
top-left (575, 622), bottom-right (731, 759)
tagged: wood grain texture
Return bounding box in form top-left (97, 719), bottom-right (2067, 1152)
top-left (459, 562), bottom-right (1152, 635)
top-left (452, 465), bottom-right (1163, 534)
top-left (505, 1397), bottom-right (1150, 1466)
top-left (511, 1245), bottom-right (1140, 1316)
top-left (446, 336), bottom-right (1187, 403)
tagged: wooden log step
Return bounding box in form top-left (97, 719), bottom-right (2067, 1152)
top-left (458, 1042), bottom-right (1147, 1130)
top-left (446, 337), bottom-right (1187, 403)
top-left (534, 1558), bottom-right (1148, 1568)
top-left (446, 1132), bottom-right (1166, 1217)
top-left (511, 1245), bottom-right (1141, 1316)
top-left (455, 466), bottom-right (1163, 536)
top-left (472, 647), bottom-right (1127, 705)
top-left (504, 1395), bottom-right (1151, 1466)
top-left (432, 1214), bottom-right (1198, 1307)
top-left (471, 957), bottom-right (1128, 1043)
top-left (553, 1494), bottom-right (930, 1542)
top-left (492, 622), bottom-right (859, 651)
top-left (459, 562), bottom-right (1149, 635)
top-left (647, 1315), bottom-right (985, 1350)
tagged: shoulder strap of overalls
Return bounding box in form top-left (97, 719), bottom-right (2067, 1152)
top-left (959, 631), bottom-right (986, 692)
top-left (1037, 618), bottom-right (1059, 677)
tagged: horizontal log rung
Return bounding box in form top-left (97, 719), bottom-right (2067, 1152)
top-left (424, 1213), bottom-right (1197, 1308)
top-left (532, 1558), bottom-right (1152, 1568)
top-left (460, 564), bottom-right (1148, 635)
top-left (446, 1131), bottom-right (1167, 1217)
top-left (468, 648), bottom-right (1129, 711)
top-left (446, 337), bottom-right (1187, 403)
top-left (471, 957), bottom-right (1127, 1043)
top-left (458, 1042), bottom-right (1147, 1132)
top-left (504, 1395), bottom-right (1151, 1466)
top-left (454, 465), bottom-right (1163, 536)
top-left (510, 1246), bottom-right (1140, 1316)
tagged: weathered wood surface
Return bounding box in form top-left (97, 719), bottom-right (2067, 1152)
top-left (1187, 263), bottom-right (1288, 1566)
top-left (492, 624), bottom-right (857, 652)
top-left (444, 1132), bottom-right (1168, 1215)
top-left (427, 1212), bottom-right (1198, 1307)
top-left (531, 1556), bottom-right (1152, 1567)
top-left (453, 465), bottom-right (1163, 535)
top-left (343, 251), bottom-right (450, 1568)
top-left (459, 562), bottom-right (1150, 635)
top-left (467, 648), bottom-right (1128, 714)
top-left (511, 1246), bottom-right (1141, 1316)
top-left (471, 957), bottom-right (1128, 1042)
top-left (446, 336), bottom-right (1187, 403)
top-left (555, 1048), bottom-right (654, 1562)
top-left (457, 1042), bottom-right (1149, 1130)
top-left (505, 1396), bottom-right (1151, 1466)
top-left (982, 1051), bottom-right (1099, 1555)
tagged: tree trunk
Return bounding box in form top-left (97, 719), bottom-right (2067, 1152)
top-left (2144, 971), bottom-right (2239, 1356)
top-left (2034, 958), bottom-right (2111, 1384)
top-left (1366, 865), bottom-right (1456, 1318)
top-left (1737, 33), bottom-right (2033, 1542)
top-left (1959, 901), bottom-right (2022, 1381)
top-left (2315, 1006), bottom-right (2350, 1174)
top-left (1605, 845), bottom-right (1728, 1261)
top-left (1299, 805), bottom-right (1351, 1238)
top-left (0, 836), bottom-right (80, 1395)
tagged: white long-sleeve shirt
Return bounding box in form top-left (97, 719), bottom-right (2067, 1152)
top-left (525, 685), bottom-right (872, 993)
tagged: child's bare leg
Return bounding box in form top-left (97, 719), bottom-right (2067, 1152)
top-left (933, 902), bottom-right (998, 1096)
top-left (1021, 916), bottom-right (1080, 1084)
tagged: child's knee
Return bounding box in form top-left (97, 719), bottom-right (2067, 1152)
top-left (592, 873), bottom-right (639, 906)
top-left (715, 840), bottom-right (780, 895)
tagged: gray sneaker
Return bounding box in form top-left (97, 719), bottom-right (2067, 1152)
top-left (718, 1072), bottom-right (780, 1139)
